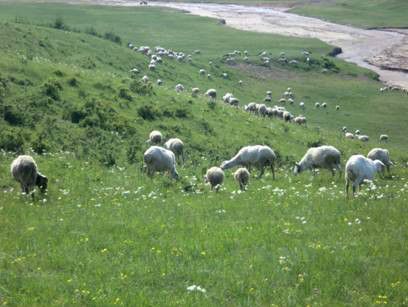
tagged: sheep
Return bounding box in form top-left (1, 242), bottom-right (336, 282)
top-left (229, 97), bottom-right (240, 107)
top-left (299, 101), bottom-right (305, 109)
top-left (342, 126), bottom-right (348, 133)
top-left (143, 146), bottom-right (179, 179)
top-left (294, 145), bottom-right (341, 176)
top-left (199, 69), bottom-right (206, 76)
top-left (222, 72), bottom-right (228, 79)
top-left (234, 167), bottom-right (250, 191)
top-left (367, 148), bottom-right (392, 173)
top-left (336, 105), bottom-right (340, 110)
top-left (355, 130), bottom-right (361, 135)
top-left (315, 102), bottom-right (320, 108)
top-left (164, 138), bottom-right (185, 163)
top-left (321, 102), bottom-right (327, 108)
top-left (244, 102), bottom-right (257, 113)
top-left (345, 132), bottom-right (354, 139)
top-left (205, 89), bottom-right (217, 101)
top-left (238, 80), bottom-right (243, 86)
top-left (264, 96), bottom-right (272, 102)
top-left (148, 63), bottom-right (156, 71)
top-left (175, 84), bottom-right (185, 93)
top-left (379, 134), bottom-right (389, 142)
top-left (223, 93), bottom-right (233, 104)
top-left (357, 135), bottom-right (369, 142)
top-left (294, 116), bottom-right (307, 125)
top-left (141, 75), bottom-right (149, 83)
top-left (345, 155), bottom-right (385, 196)
top-left (10, 155), bottom-right (48, 196)
top-left (204, 167), bottom-right (224, 191)
top-left (283, 111), bottom-right (293, 122)
top-left (266, 90), bottom-right (272, 97)
top-left (257, 104), bottom-right (268, 116)
top-left (191, 87), bottom-right (200, 97)
top-left (157, 79), bottom-right (163, 86)
top-left (147, 130), bottom-right (163, 145)
top-left (220, 145), bottom-right (276, 179)
top-left (279, 98), bottom-right (286, 104)
top-left (207, 73), bottom-right (212, 79)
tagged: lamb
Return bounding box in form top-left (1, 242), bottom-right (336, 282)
top-left (220, 145), bottom-right (276, 179)
top-left (175, 84), bottom-right (185, 93)
top-left (367, 148), bottom-right (392, 173)
top-left (379, 134), bottom-right (389, 142)
top-left (357, 135), bottom-right (369, 142)
top-left (205, 89), bottom-right (217, 101)
top-left (143, 146), bottom-right (179, 179)
top-left (147, 130), bottom-right (163, 145)
top-left (345, 155), bottom-right (385, 196)
top-left (204, 167), bottom-right (224, 191)
top-left (11, 155), bottom-right (48, 196)
top-left (164, 138), bottom-right (185, 162)
top-left (234, 167), bottom-right (250, 191)
top-left (294, 145), bottom-right (341, 176)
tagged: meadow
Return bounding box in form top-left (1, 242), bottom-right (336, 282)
top-left (0, 2), bottom-right (407, 306)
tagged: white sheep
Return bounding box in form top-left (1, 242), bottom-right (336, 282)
top-left (204, 167), bottom-right (224, 191)
top-left (357, 135), bottom-right (369, 142)
top-left (342, 126), bottom-right (348, 133)
top-left (294, 116), bottom-right (307, 125)
top-left (11, 155), bottom-right (48, 196)
top-left (147, 130), bottom-right (163, 145)
top-left (199, 69), bottom-right (206, 76)
top-left (355, 130), bottom-right (361, 135)
top-left (222, 72), bottom-right (228, 79)
top-left (244, 102), bottom-right (257, 113)
top-left (336, 105), bottom-right (340, 110)
top-left (141, 75), bottom-right (149, 83)
top-left (157, 79), bottom-right (163, 86)
top-left (315, 102), bottom-right (320, 108)
top-left (164, 138), bottom-right (185, 163)
top-left (299, 101), bottom-right (305, 109)
top-left (234, 167), bottom-right (250, 190)
top-left (345, 155), bottom-right (385, 196)
top-left (321, 102), bottom-right (327, 108)
top-left (282, 111), bottom-right (293, 122)
top-left (143, 146), bottom-right (179, 179)
top-left (220, 145), bottom-right (276, 179)
top-left (294, 145), bottom-right (341, 176)
top-left (345, 132), bottom-right (354, 139)
top-left (223, 93), bottom-right (233, 104)
top-left (379, 134), bottom-right (389, 142)
top-left (367, 148), bottom-right (392, 173)
top-left (175, 84), bottom-right (185, 93)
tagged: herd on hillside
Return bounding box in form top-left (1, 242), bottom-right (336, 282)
top-left (8, 44), bottom-right (400, 199)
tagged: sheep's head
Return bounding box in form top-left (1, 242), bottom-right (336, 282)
top-left (36, 173), bottom-right (48, 193)
top-left (293, 163), bottom-right (301, 175)
top-left (374, 160), bottom-right (386, 175)
top-left (220, 161), bottom-right (228, 170)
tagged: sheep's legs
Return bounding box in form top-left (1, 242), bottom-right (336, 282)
top-left (345, 180), bottom-right (349, 198)
top-left (258, 166), bottom-right (265, 178)
top-left (270, 163), bottom-right (275, 180)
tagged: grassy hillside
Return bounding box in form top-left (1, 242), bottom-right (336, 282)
top-left (0, 3), bottom-right (407, 306)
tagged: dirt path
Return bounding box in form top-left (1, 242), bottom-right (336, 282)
top-left (142, 2), bottom-right (407, 90)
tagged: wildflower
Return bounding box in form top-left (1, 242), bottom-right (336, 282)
top-left (187, 285), bottom-right (206, 293)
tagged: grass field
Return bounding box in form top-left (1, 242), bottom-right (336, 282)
top-left (0, 2), bottom-right (407, 306)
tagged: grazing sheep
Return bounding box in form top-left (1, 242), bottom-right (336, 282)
top-left (157, 79), bottom-right (163, 86)
top-left (144, 146), bottom-right (179, 179)
top-left (205, 89), bottom-right (217, 101)
top-left (357, 135), bottom-right (369, 142)
top-left (234, 167), bottom-right (250, 190)
top-left (191, 87), bottom-right (200, 97)
top-left (367, 148), bottom-right (392, 173)
top-left (238, 80), bottom-right (243, 86)
top-left (11, 155), bottom-right (48, 196)
top-left (321, 102), bottom-right (327, 108)
top-left (279, 98), bottom-right (286, 104)
top-left (379, 134), bottom-right (389, 142)
top-left (220, 145), bottom-right (276, 179)
top-left (345, 155), bottom-right (385, 196)
top-left (355, 130), bottom-right (361, 135)
top-left (257, 104), bottom-right (268, 116)
top-left (315, 102), bottom-right (320, 108)
top-left (141, 75), bottom-right (149, 83)
top-left (345, 132), bottom-right (354, 139)
top-left (222, 73), bottom-right (228, 79)
top-left (294, 116), bottom-right (307, 125)
top-left (283, 111), bottom-right (293, 122)
top-left (244, 102), bottom-right (257, 113)
top-left (342, 126), bottom-right (348, 133)
top-left (264, 96), bottom-right (272, 102)
top-left (294, 145), bottom-right (341, 176)
top-left (164, 138), bottom-right (185, 162)
top-left (223, 93), bottom-right (234, 104)
top-left (175, 84), bottom-right (185, 93)
top-left (207, 73), bottom-right (212, 79)
top-left (204, 167), bottom-right (224, 191)
top-left (199, 69), bottom-right (206, 76)
top-left (229, 97), bottom-right (239, 106)
top-left (148, 63), bottom-right (156, 71)
top-left (147, 130), bottom-right (163, 145)
top-left (336, 105), bottom-right (340, 110)
top-left (299, 101), bottom-right (305, 109)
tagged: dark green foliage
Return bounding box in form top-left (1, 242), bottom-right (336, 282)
top-left (42, 80), bottom-right (62, 100)
top-left (137, 105), bottom-right (158, 121)
top-left (52, 17), bottom-right (68, 30)
top-left (67, 77), bottom-right (78, 87)
top-left (3, 105), bottom-right (24, 126)
top-left (118, 88), bottom-right (132, 101)
top-left (129, 80), bottom-right (154, 96)
top-left (0, 128), bottom-right (25, 152)
top-left (103, 31), bottom-right (122, 45)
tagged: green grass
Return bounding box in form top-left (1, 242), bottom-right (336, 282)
top-left (0, 3), bottom-right (407, 306)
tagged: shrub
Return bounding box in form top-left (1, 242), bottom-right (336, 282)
top-left (104, 32), bottom-right (122, 45)
top-left (129, 80), bottom-right (153, 96)
top-left (0, 129), bottom-right (25, 152)
top-left (3, 105), bottom-right (24, 126)
top-left (118, 88), bottom-right (133, 101)
top-left (42, 80), bottom-right (62, 100)
top-left (53, 17), bottom-right (68, 30)
top-left (137, 105), bottom-right (158, 121)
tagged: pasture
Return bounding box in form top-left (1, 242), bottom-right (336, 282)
top-left (0, 2), bottom-right (407, 306)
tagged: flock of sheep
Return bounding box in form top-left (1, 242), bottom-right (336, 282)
top-left (10, 132), bottom-right (392, 199)
top-left (8, 44), bottom-right (397, 199)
